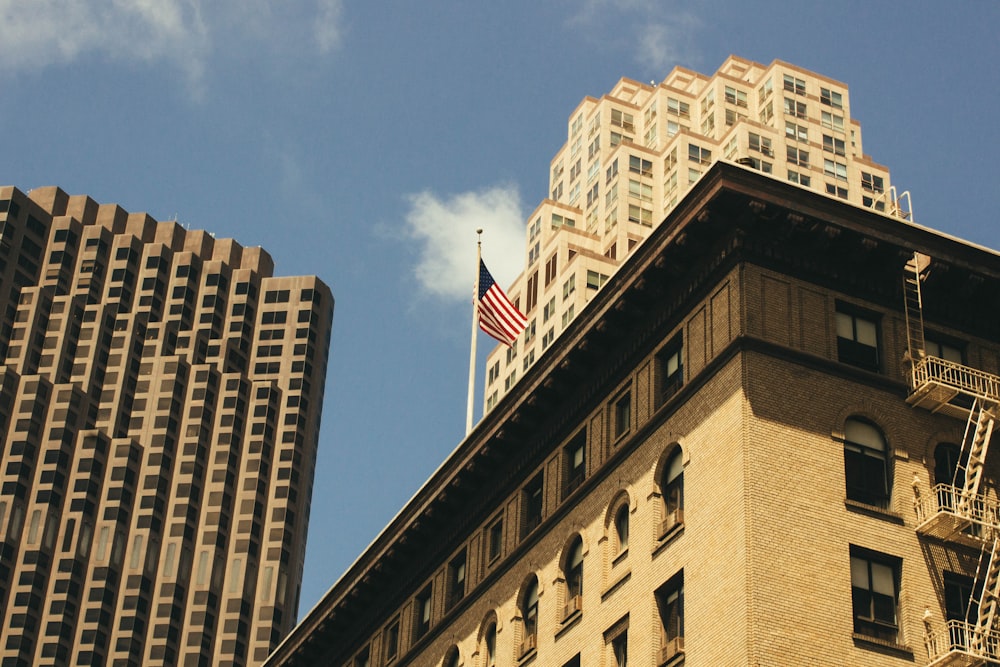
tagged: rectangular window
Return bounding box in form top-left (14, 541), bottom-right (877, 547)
top-left (541, 328), bottom-right (554, 350)
top-left (611, 108), bottom-right (634, 131)
top-left (783, 97), bottom-right (807, 119)
top-left (628, 155), bottom-right (652, 177)
top-left (613, 391), bottom-right (632, 440)
top-left (521, 473), bottom-right (544, 537)
top-left (605, 617), bottom-right (629, 667)
top-left (783, 73), bottom-right (806, 95)
top-left (562, 276), bottom-right (576, 300)
top-left (656, 337), bottom-right (683, 405)
top-left (586, 271), bottom-right (609, 291)
top-left (785, 121), bottom-right (808, 143)
top-left (925, 337), bottom-right (964, 364)
top-left (656, 572), bottom-right (684, 664)
top-left (749, 133), bottom-right (772, 156)
top-left (824, 159), bottom-right (848, 181)
top-left (384, 617), bottom-right (400, 661)
top-left (823, 134), bottom-right (846, 156)
top-left (821, 87), bottom-right (844, 109)
top-left (563, 430), bottom-right (586, 498)
top-left (525, 272), bottom-right (539, 312)
top-left (724, 85), bottom-right (748, 108)
top-left (822, 111), bottom-right (845, 131)
top-left (413, 586), bottom-right (432, 639)
top-left (826, 183), bottom-right (848, 199)
top-left (836, 307), bottom-right (880, 372)
top-left (487, 515), bottom-right (503, 563)
top-left (688, 144), bottom-right (711, 165)
top-left (788, 171), bottom-right (811, 187)
top-left (787, 146), bottom-right (809, 167)
top-left (447, 551), bottom-right (466, 609)
top-left (850, 547), bottom-right (900, 641)
top-left (861, 172), bottom-right (885, 194)
top-left (667, 97), bottom-right (690, 118)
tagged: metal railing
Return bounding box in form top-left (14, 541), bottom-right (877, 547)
top-left (912, 357), bottom-right (1000, 404)
top-left (925, 619), bottom-right (1000, 666)
top-left (915, 484), bottom-right (1000, 533)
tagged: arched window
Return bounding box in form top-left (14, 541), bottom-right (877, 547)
top-left (482, 621), bottom-right (497, 667)
top-left (660, 448), bottom-right (684, 537)
top-left (443, 645), bottom-right (460, 667)
top-left (843, 418), bottom-right (890, 508)
top-left (519, 577), bottom-right (539, 657)
top-left (614, 504), bottom-right (629, 553)
top-left (562, 536), bottom-right (584, 619)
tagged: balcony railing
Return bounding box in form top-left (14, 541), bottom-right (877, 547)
top-left (909, 357), bottom-right (1000, 418)
top-left (915, 484), bottom-right (999, 543)
top-left (924, 619), bottom-right (1000, 667)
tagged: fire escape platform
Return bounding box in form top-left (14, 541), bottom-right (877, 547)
top-left (907, 357), bottom-right (1000, 418)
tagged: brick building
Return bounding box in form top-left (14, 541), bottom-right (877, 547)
top-left (0, 186), bottom-right (333, 666)
top-left (265, 162), bottom-right (1000, 666)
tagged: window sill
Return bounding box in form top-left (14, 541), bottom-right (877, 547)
top-left (851, 632), bottom-right (912, 658)
top-left (601, 568), bottom-right (631, 601)
top-left (612, 547), bottom-right (628, 567)
top-left (653, 522), bottom-right (684, 557)
top-left (844, 499), bottom-right (904, 524)
top-left (555, 609), bottom-right (582, 638)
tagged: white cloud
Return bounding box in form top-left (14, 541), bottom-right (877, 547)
top-left (0, 0), bottom-right (209, 81)
top-left (314, 0), bottom-right (343, 53)
top-left (635, 17), bottom-right (700, 73)
top-left (0, 0), bottom-right (346, 84)
top-left (565, 0), bottom-right (701, 74)
top-left (404, 186), bottom-right (525, 302)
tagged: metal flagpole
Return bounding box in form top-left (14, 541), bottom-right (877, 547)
top-left (466, 229), bottom-right (483, 435)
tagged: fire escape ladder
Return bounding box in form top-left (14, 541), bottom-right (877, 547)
top-left (957, 400), bottom-right (997, 515)
top-left (971, 534), bottom-right (1000, 655)
top-left (903, 252), bottom-right (928, 364)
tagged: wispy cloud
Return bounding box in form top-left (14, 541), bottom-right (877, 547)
top-left (314, 0), bottom-right (344, 54)
top-left (0, 0), bottom-right (347, 85)
top-left (0, 0), bottom-right (208, 81)
top-left (403, 186), bottom-right (525, 302)
top-left (566, 0), bottom-right (702, 74)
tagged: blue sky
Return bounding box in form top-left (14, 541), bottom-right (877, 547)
top-left (2, 1), bottom-right (999, 616)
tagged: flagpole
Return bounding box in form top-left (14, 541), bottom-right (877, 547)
top-left (466, 229), bottom-right (483, 436)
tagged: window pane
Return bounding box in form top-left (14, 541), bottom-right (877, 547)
top-left (850, 556), bottom-right (868, 587)
top-left (871, 562), bottom-right (894, 595)
top-left (845, 420), bottom-right (884, 451)
top-left (835, 312), bottom-right (854, 339)
top-left (856, 318), bottom-right (878, 347)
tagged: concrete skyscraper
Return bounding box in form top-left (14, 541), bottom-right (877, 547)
top-left (0, 186), bottom-right (333, 666)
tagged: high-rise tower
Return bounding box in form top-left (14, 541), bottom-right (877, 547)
top-left (483, 56), bottom-right (903, 413)
top-left (0, 186), bottom-right (333, 666)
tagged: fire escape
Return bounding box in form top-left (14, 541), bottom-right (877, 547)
top-left (907, 253), bottom-right (1000, 666)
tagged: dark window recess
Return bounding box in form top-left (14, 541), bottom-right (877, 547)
top-left (850, 547), bottom-right (900, 641)
top-left (843, 418), bottom-right (889, 509)
top-left (656, 337), bottom-right (683, 404)
top-left (836, 309), bottom-right (880, 372)
top-left (413, 586), bottom-right (432, 640)
top-left (563, 430), bottom-right (586, 497)
top-left (522, 474), bottom-right (544, 537)
top-left (447, 552), bottom-right (466, 609)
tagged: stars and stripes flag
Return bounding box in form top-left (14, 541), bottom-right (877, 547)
top-left (477, 260), bottom-right (527, 346)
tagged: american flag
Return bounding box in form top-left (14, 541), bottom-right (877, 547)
top-left (477, 260), bottom-right (527, 346)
